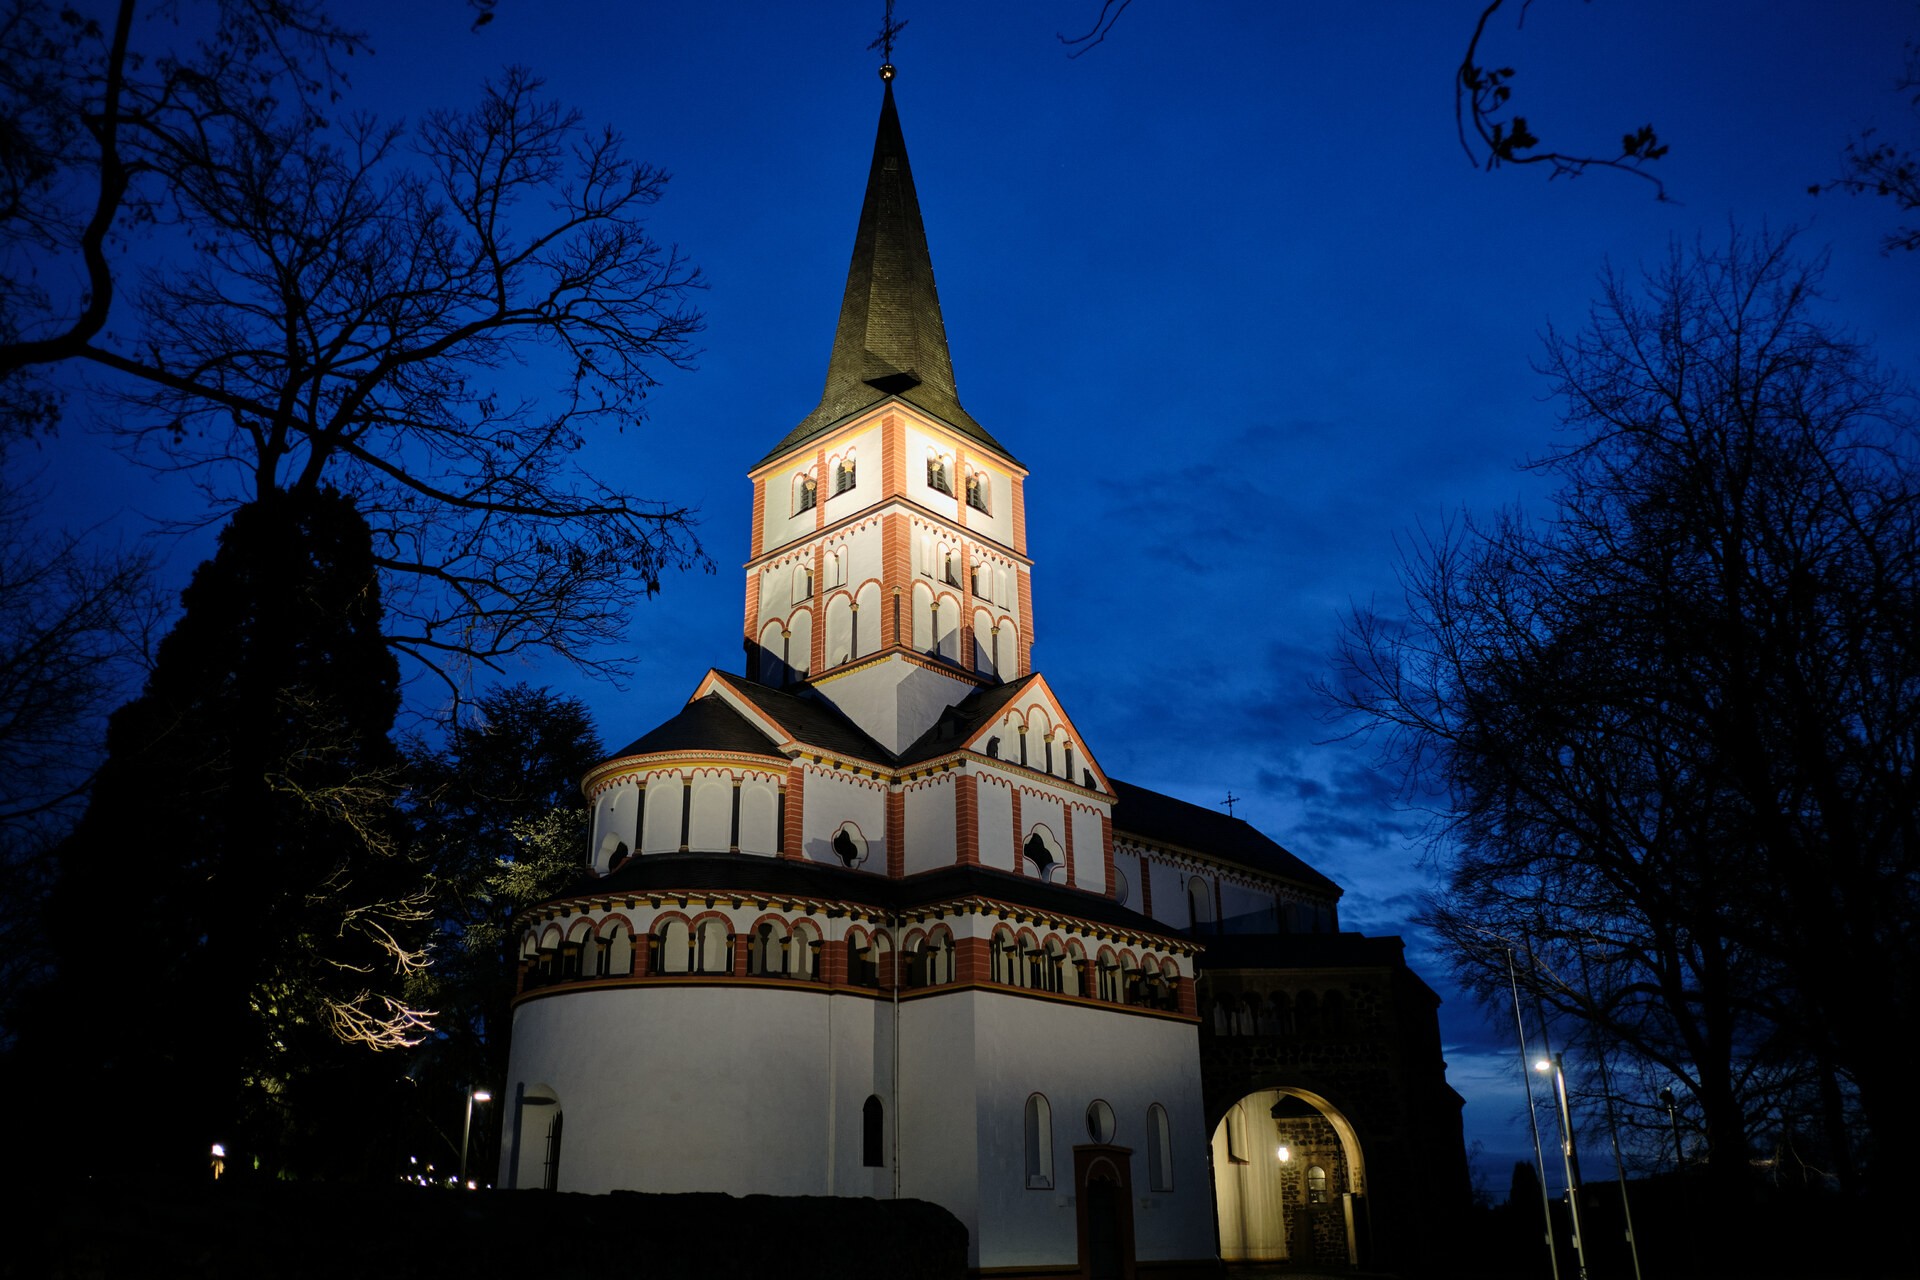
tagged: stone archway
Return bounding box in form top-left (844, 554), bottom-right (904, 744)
top-left (1210, 1087), bottom-right (1366, 1265)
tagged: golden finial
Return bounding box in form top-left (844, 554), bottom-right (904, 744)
top-left (870, 1), bottom-right (907, 79)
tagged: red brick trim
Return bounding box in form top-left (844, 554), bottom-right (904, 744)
top-left (781, 763), bottom-right (806, 859)
top-left (886, 786), bottom-right (905, 877)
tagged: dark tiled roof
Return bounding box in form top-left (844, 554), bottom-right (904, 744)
top-left (1110, 779), bottom-right (1341, 895)
top-left (895, 674), bottom-right (1037, 764)
top-left (545, 852), bottom-right (1183, 944)
top-left (718, 673), bottom-right (898, 762)
top-left (606, 693), bottom-right (785, 760)
top-left (758, 82), bottom-right (1016, 469)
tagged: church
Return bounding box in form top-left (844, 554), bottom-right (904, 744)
top-left (499, 65), bottom-right (1468, 1278)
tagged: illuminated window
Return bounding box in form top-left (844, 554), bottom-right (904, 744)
top-left (1307, 1164), bottom-right (1328, 1203)
top-left (795, 473), bottom-right (818, 513)
top-left (835, 455), bottom-right (857, 494)
top-left (965, 470), bottom-right (989, 513)
top-left (927, 454), bottom-right (952, 495)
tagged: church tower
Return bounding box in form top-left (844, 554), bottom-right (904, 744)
top-left (743, 79), bottom-right (1032, 754)
top-left (494, 63), bottom-right (1464, 1279)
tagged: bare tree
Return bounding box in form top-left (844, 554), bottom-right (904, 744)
top-left (2, 3), bottom-right (706, 694)
top-left (1821, 39), bottom-right (1920, 252)
top-left (1327, 229), bottom-right (1920, 1192)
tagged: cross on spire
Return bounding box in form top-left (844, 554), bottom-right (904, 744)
top-left (869, 1), bottom-right (907, 77)
top-left (1222, 791), bottom-right (1240, 817)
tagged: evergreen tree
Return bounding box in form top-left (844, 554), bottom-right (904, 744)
top-left (33, 488), bottom-right (429, 1180)
top-left (405, 684), bottom-right (602, 1176)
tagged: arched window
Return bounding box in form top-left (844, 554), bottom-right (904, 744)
top-left (927, 929), bottom-right (954, 985)
top-left (654, 918), bottom-right (691, 974)
top-left (1041, 938), bottom-right (1066, 994)
top-left (927, 453), bottom-right (952, 495)
top-left (796, 562), bottom-right (814, 599)
top-left (1024, 1094), bottom-right (1053, 1189)
top-left (965, 470), bottom-right (989, 513)
top-left (795, 473), bottom-right (818, 513)
top-left (748, 922), bottom-right (787, 976)
top-left (1064, 940), bottom-right (1088, 997)
top-left (991, 926), bottom-right (1018, 985)
top-left (835, 454), bottom-right (857, 495)
top-left (1307, 1164), bottom-right (1329, 1203)
top-left (862, 1095), bottom-right (885, 1167)
top-left (828, 547), bottom-right (847, 587)
top-left (694, 919), bottom-right (731, 974)
top-left (791, 921), bottom-right (822, 980)
top-left (599, 922), bottom-right (633, 977)
top-left (1096, 948), bottom-right (1122, 1002)
top-left (1187, 876), bottom-right (1213, 932)
top-left (1147, 1104), bottom-right (1173, 1190)
top-left (942, 547), bottom-right (960, 587)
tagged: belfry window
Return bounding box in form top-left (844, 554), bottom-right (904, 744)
top-left (835, 455), bottom-right (857, 494)
top-left (965, 471), bottom-right (989, 514)
top-left (795, 474), bottom-right (818, 514)
top-left (927, 454), bottom-right (952, 495)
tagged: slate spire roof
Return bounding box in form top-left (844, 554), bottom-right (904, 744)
top-left (760, 78), bottom-right (1015, 466)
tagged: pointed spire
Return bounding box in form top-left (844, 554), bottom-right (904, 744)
top-left (762, 78), bottom-right (1014, 465)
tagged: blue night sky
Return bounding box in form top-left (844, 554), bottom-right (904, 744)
top-left (35, 1), bottom-right (1920, 1190)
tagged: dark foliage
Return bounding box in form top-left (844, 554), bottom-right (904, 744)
top-left (404, 683), bottom-right (602, 1175)
top-left (26, 488), bottom-right (428, 1181)
top-left (1328, 229), bottom-right (1920, 1193)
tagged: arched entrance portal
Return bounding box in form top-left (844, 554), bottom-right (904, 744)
top-left (1211, 1088), bottom-right (1366, 1265)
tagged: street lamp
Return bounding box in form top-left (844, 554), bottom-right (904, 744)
top-left (1658, 1087), bottom-right (1685, 1172)
top-left (1536, 1055), bottom-right (1589, 1280)
top-left (460, 1088), bottom-right (493, 1189)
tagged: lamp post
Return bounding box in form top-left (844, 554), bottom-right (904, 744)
top-left (1536, 1054), bottom-right (1589, 1280)
top-left (1658, 1087), bottom-right (1684, 1172)
top-left (460, 1088), bottom-right (493, 1189)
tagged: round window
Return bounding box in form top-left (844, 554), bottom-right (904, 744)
top-left (1113, 867), bottom-right (1130, 906)
top-left (1085, 1099), bottom-right (1116, 1143)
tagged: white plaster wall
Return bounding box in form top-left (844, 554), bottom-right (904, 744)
top-left (975, 776), bottom-right (1015, 872)
top-left (591, 783), bottom-right (639, 871)
top-left (968, 994), bottom-right (1214, 1271)
top-left (904, 776), bottom-right (957, 874)
top-left (844, 521), bottom-right (883, 585)
top-left (800, 768), bottom-right (886, 868)
top-left (817, 653), bottom-right (976, 754)
top-left (789, 608), bottom-right (813, 678)
top-left (1148, 859), bottom-right (1192, 931)
top-left (502, 986), bottom-right (888, 1195)
top-left (961, 460), bottom-right (1015, 547)
top-left (905, 425), bottom-right (960, 521)
top-left (821, 425), bottom-right (879, 523)
top-left (897, 993), bottom-right (982, 1256)
top-left (1072, 806), bottom-right (1107, 893)
top-left (739, 778), bottom-right (779, 856)
top-left (762, 460), bottom-right (823, 553)
top-left (688, 773), bottom-right (732, 850)
top-left (641, 774), bottom-right (684, 853)
top-left (1111, 848), bottom-right (1141, 909)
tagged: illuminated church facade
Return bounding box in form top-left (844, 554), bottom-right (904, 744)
top-left (500, 71), bottom-right (1467, 1277)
